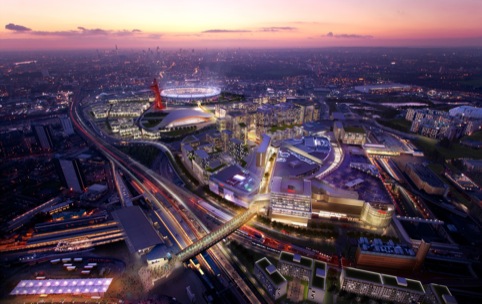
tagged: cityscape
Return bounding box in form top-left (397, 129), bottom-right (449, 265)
top-left (1, 1), bottom-right (482, 304)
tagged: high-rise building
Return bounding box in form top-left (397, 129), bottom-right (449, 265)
top-left (32, 124), bottom-right (53, 151)
top-left (56, 158), bottom-right (86, 193)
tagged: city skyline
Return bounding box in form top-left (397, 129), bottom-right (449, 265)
top-left (2, 0), bottom-right (482, 50)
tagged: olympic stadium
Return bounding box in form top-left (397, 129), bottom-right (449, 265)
top-left (161, 87), bottom-right (221, 104)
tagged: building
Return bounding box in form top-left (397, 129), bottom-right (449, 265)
top-left (424, 283), bottom-right (458, 304)
top-left (59, 115), bottom-right (75, 136)
top-left (209, 164), bottom-right (260, 208)
top-left (404, 163), bottom-right (447, 195)
top-left (253, 257), bottom-right (287, 300)
top-left (308, 260), bottom-right (327, 303)
top-left (360, 203), bottom-right (394, 228)
top-left (10, 278), bottom-right (113, 298)
top-left (56, 158), bottom-right (86, 193)
top-left (278, 251), bottom-right (314, 280)
top-left (342, 126), bottom-right (367, 145)
top-left (270, 176), bottom-right (312, 226)
top-left (449, 106), bottom-right (482, 119)
top-left (32, 124), bottom-right (53, 150)
top-left (277, 251), bottom-right (327, 303)
top-left (228, 137), bottom-right (247, 162)
top-left (111, 206), bottom-right (164, 255)
top-left (340, 267), bottom-right (426, 304)
top-left (256, 134), bottom-right (271, 168)
top-left (146, 244), bottom-right (171, 266)
top-left (355, 238), bottom-right (430, 272)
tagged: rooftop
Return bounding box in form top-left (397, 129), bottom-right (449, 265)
top-left (271, 176), bottom-right (312, 197)
top-left (381, 274), bottom-right (425, 293)
top-left (407, 163), bottom-right (446, 188)
top-left (311, 261), bottom-right (327, 290)
top-left (279, 251), bottom-right (313, 268)
top-left (10, 278), bottom-right (113, 296)
top-left (210, 164), bottom-right (260, 194)
top-left (256, 257), bottom-right (286, 286)
top-left (344, 267), bottom-right (382, 284)
top-left (112, 206), bottom-right (163, 253)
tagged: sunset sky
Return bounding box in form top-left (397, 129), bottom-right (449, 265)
top-left (1, 0), bottom-right (482, 50)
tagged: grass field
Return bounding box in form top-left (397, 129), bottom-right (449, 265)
top-left (414, 136), bottom-right (482, 160)
top-left (377, 118), bottom-right (412, 133)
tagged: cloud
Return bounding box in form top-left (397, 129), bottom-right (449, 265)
top-left (202, 29), bottom-right (252, 33)
top-left (259, 26), bottom-right (296, 32)
top-left (325, 32), bottom-right (373, 39)
top-left (5, 23), bottom-right (31, 32)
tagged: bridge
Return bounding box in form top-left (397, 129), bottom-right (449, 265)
top-left (395, 215), bottom-right (444, 225)
top-left (176, 208), bottom-right (257, 262)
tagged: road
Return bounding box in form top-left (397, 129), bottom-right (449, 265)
top-left (69, 91), bottom-right (260, 303)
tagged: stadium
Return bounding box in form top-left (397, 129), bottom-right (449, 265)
top-left (161, 87), bottom-right (221, 104)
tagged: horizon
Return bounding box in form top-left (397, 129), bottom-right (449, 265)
top-left (1, 0), bottom-right (482, 50)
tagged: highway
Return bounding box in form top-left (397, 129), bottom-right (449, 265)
top-left (69, 92), bottom-right (260, 303)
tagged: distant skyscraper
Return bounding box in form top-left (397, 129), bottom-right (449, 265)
top-left (56, 158), bottom-right (86, 192)
top-left (32, 124), bottom-right (53, 151)
top-left (59, 115), bottom-right (75, 136)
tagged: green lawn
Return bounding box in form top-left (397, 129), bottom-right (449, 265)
top-left (377, 118), bottom-right (412, 133)
top-left (414, 136), bottom-right (482, 160)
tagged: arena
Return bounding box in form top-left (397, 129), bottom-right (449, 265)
top-left (161, 87), bottom-right (221, 104)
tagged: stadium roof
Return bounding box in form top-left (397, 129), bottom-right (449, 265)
top-left (161, 87), bottom-right (221, 99)
top-left (10, 278), bottom-right (112, 296)
top-left (112, 206), bottom-right (163, 253)
top-left (158, 109), bottom-right (213, 129)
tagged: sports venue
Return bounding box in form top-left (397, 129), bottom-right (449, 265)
top-left (161, 87), bottom-right (221, 104)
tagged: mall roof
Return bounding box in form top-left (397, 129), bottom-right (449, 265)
top-left (112, 206), bottom-right (163, 253)
top-left (271, 176), bottom-right (312, 197)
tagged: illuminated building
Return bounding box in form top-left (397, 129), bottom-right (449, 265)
top-left (340, 267), bottom-right (426, 304)
top-left (360, 203), bottom-right (394, 228)
top-left (277, 252), bottom-right (327, 303)
top-left (355, 238), bottom-right (430, 272)
top-left (270, 176), bottom-right (312, 226)
top-left (254, 257), bottom-right (287, 300)
top-left (10, 278), bottom-right (113, 297)
top-left (209, 164), bottom-right (260, 208)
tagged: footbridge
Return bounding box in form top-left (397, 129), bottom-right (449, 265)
top-left (175, 208), bottom-right (257, 262)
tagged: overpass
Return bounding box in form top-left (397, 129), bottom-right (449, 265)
top-left (175, 208), bottom-right (256, 262)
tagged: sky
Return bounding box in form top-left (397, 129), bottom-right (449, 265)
top-left (1, 0), bottom-right (482, 50)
